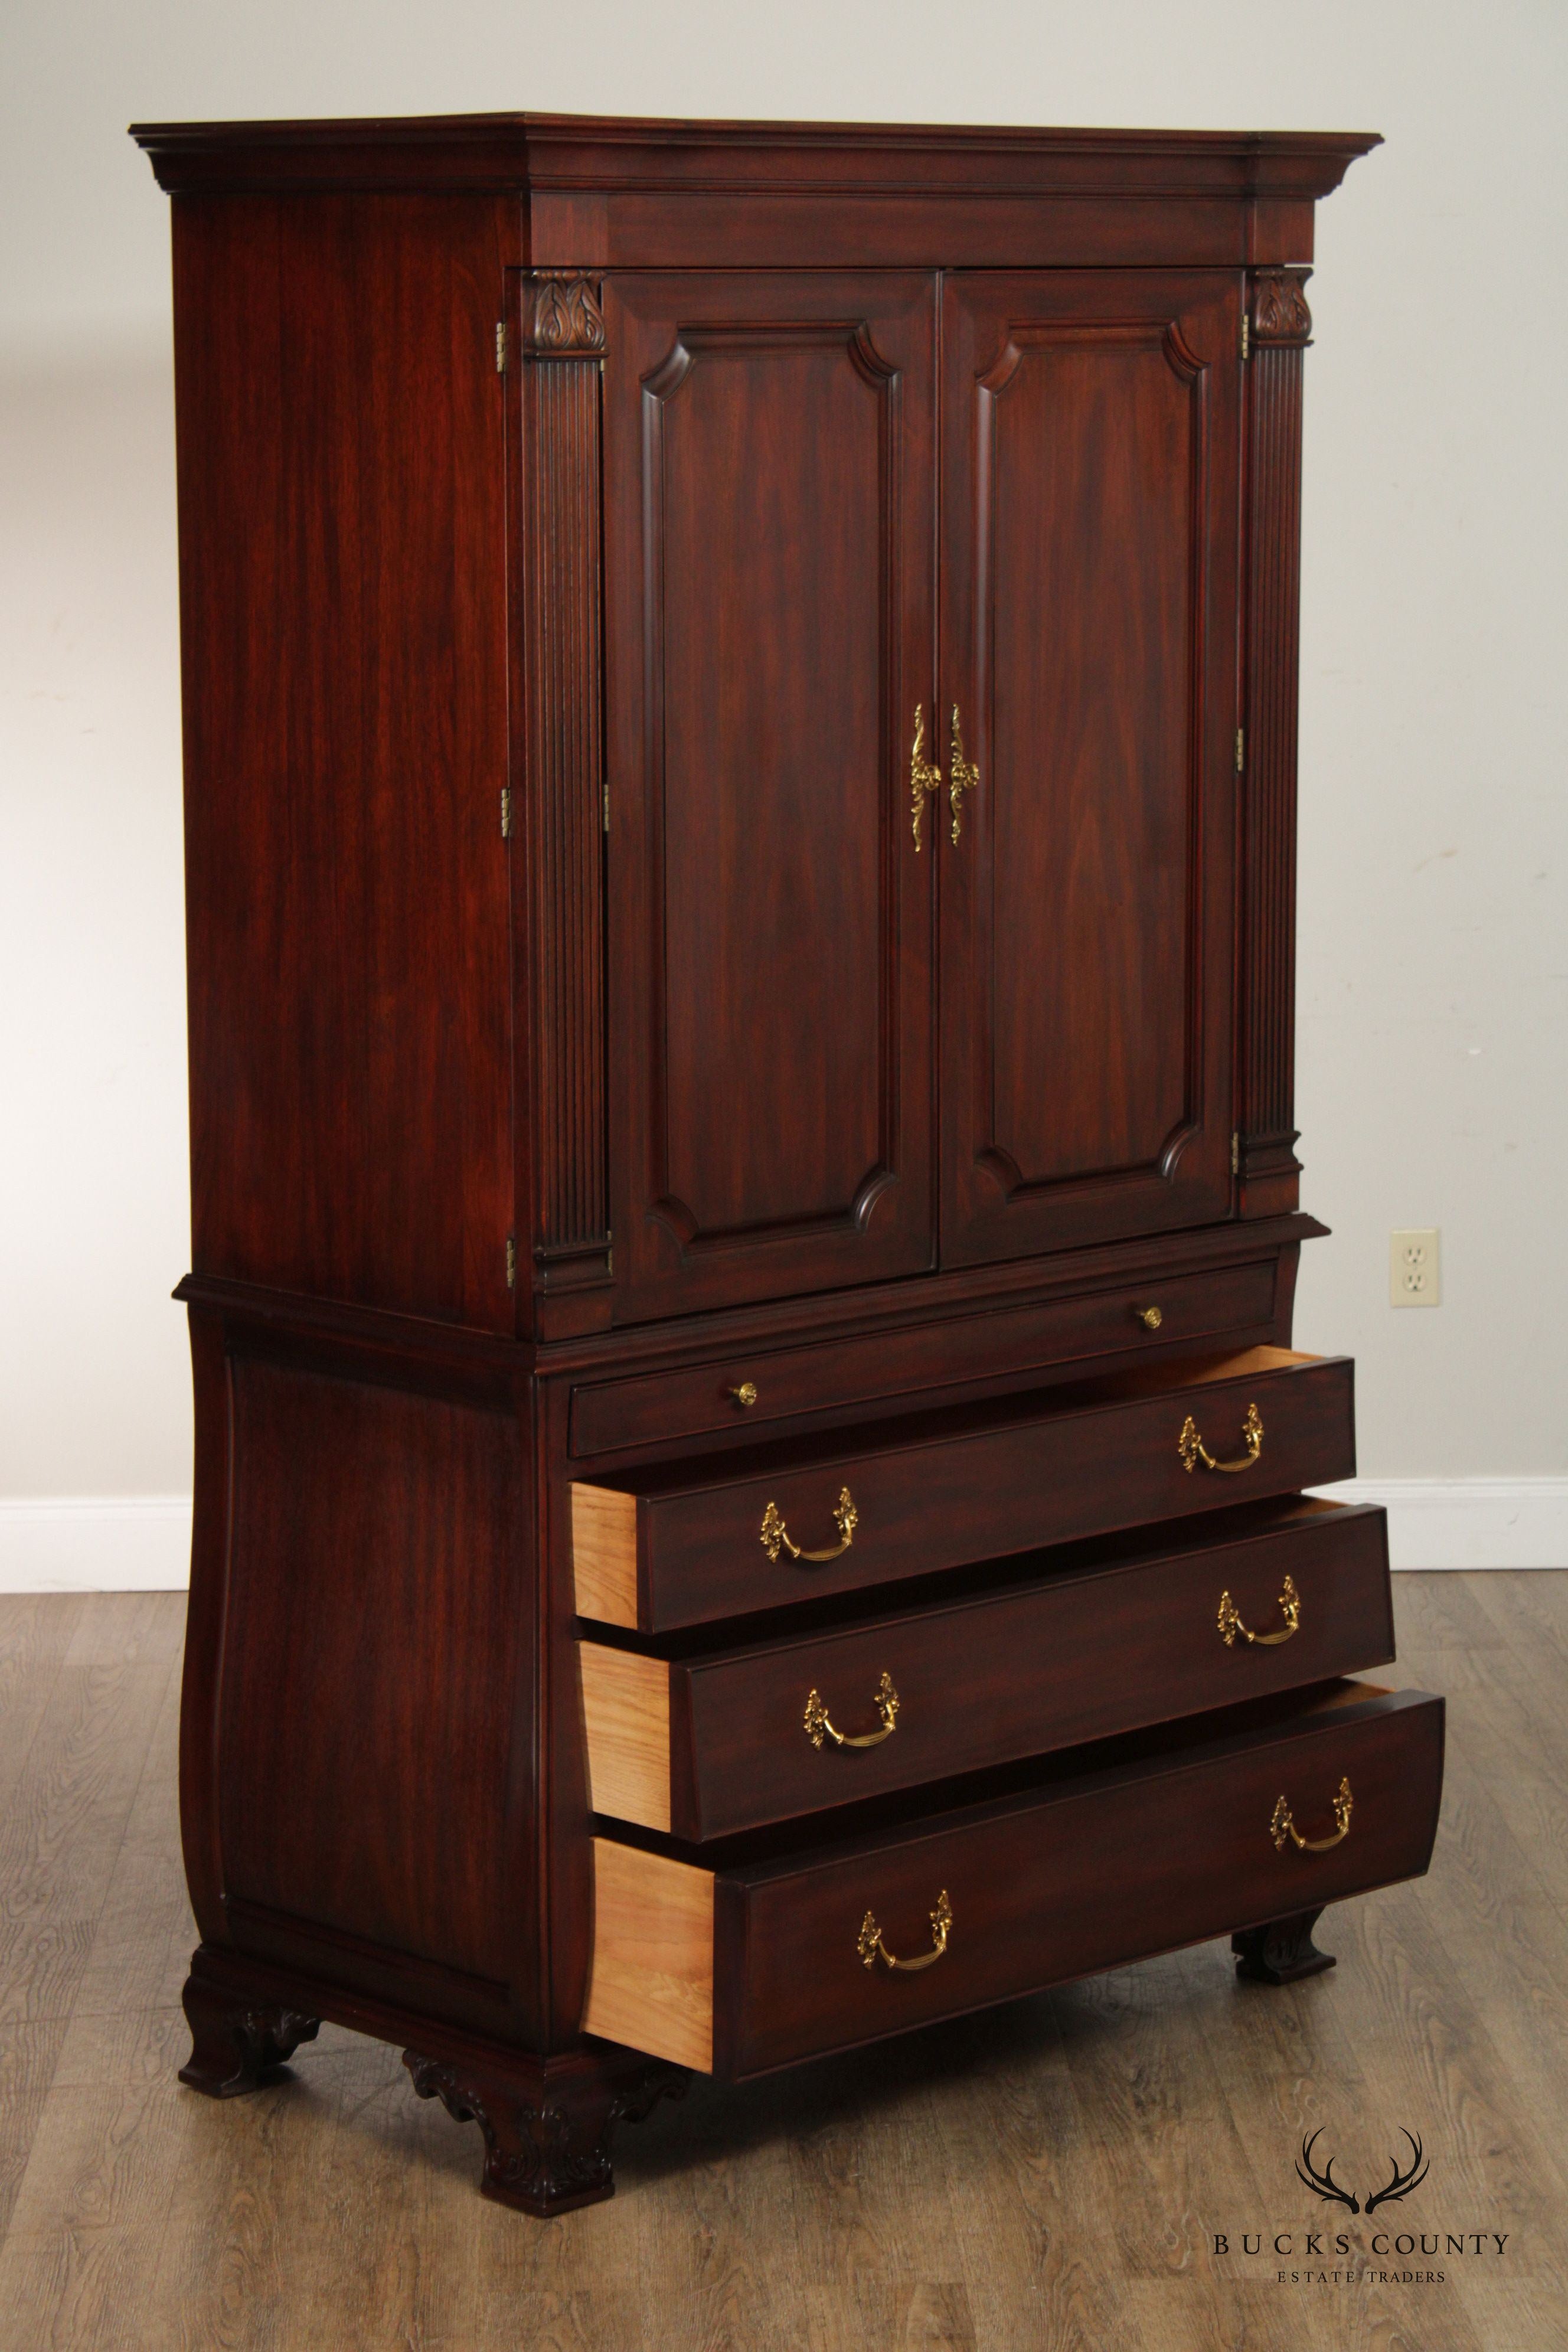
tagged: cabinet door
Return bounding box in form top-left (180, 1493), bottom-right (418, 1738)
top-left (939, 272), bottom-right (1242, 1266)
top-left (603, 274), bottom-right (936, 1319)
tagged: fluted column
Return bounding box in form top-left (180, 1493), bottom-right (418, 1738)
top-left (1237, 266), bottom-right (1313, 1216)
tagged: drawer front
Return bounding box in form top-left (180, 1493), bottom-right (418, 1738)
top-left (571, 1347), bottom-right (1354, 1632)
top-left (581, 1500), bottom-right (1393, 1840)
top-left (579, 1685), bottom-right (1443, 2077)
top-left (570, 1257), bottom-right (1280, 1458)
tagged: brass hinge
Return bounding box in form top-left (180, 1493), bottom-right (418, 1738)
top-left (495, 321), bottom-right (507, 374)
top-left (1240, 313), bottom-right (1250, 362)
top-left (505, 1234), bottom-right (517, 1289)
top-left (1231, 1131), bottom-right (1241, 1177)
top-left (1235, 728), bottom-right (1244, 775)
top-left (500, 786), bottom-right (512, 838)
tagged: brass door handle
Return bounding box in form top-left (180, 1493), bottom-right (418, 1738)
top-left (1271, 1776), bottom-right (1353, 1853)
top-left (760, 1487), bottom-right (858, 1564)
top-left (1178, 1401), bottom-right (1263, 1474)
top-left (910, 704), bottom-right (942, 850)
top-left (858, 1889), bottom-right (953, 1972)
top-left (1219, 1573), bottom-right (1301, 1648)
top-left (804, 1670), bottom-right (899, 1750)
top-left (949, 705), bottom-right (979, 844)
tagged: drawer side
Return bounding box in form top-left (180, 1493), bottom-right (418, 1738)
top-left (580, 1643), bottom-right (672, 1832)
top-left (580, 1838), bottom-right (715, 2071)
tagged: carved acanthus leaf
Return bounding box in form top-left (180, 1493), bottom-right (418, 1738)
top-left (1250, 268), bottom-right (1313, 348)
top-left (522, 273), bottom-right (606, 357)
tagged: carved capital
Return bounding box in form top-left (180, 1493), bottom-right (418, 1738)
top-left (1249, 267), bottom-right (1313, 348)
top-left (521, 272), bottom-right (606, 357)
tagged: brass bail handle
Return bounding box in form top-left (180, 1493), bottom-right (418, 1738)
top-left (948, 705), bottom-right (979, 844)
top-left (858, 1889), bottom-right (953, 1973)
top-left (804, 1670), bottom-right (899, 1750)
top-left (1218, 1573), bottom-right (1301, 1648)
top-left (760, 1486), bottom-right (858, 1564)
top-left (1271, 1776), bottom-right (1354, 1854)
top-left (909, 704), bottom-right (942, 850)
top-left (1178, 1400), bottom-right (1264, 1475)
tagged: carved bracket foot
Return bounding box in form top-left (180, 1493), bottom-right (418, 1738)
top-left (178, 1959), bottom-right (321, 2098)
top-left (1233, 1906), bottom-right (1335, 1985)
top-left (404, 2044), bottom-right (688, 2217)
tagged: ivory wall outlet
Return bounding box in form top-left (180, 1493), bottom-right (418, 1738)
top-left (1390, 1229), bottom-right (1441, 1306)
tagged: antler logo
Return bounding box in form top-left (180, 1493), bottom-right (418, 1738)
top-left (1297, 2128), bottom-right (1429, 2214)
top-left (1297, 2129), bottom-right (1360, 2212)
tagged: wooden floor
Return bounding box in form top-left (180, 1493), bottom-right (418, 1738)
top-left (1, 1577), bottom-right (1565, 2351)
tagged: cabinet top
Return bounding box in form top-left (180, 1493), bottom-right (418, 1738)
top-left (130, 109), bottom-right (1378, 199)
top-left (130, 112), bottom-right (1379, 271)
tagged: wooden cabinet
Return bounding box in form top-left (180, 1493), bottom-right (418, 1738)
top-left (135, 109), bottom-right (1430, 2222)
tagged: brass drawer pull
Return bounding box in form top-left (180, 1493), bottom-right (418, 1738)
top-left (804, 1670), bottom-right (899, 1750)
top-left (1178, 1400), bottom-right (1263, 1474)
top-left (760, 1487), bottom-right (857, 1564)
top-left (728, 1381), bottom-right (758, 1409)
top-left (949, 706), bottom-right (979, 844)
top-left (1135, 1304), bottom-right (1164, 1330)
top-left (1219, 1573), bottom-right (1301, 1648)
top-left (858, 1889), bottom-right (953, 1973)
top-left (1271, 1776), bottom-right (1354, 1853)
top-left (910, 704), bottom-right (942, 850)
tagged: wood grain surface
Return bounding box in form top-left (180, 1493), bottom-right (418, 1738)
top-left (0, 1578), bottom-right (1560, 2351)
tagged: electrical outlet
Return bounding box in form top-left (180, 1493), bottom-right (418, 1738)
top-left (1390, 1229), bottom-right (1440, 1307)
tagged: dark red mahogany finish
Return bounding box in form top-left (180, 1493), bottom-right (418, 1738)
top-left (133, 112), bottom-right (1425, 2218)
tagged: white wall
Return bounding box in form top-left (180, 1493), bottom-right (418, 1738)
top-left (3, 0), bottom-right (1564, 1582)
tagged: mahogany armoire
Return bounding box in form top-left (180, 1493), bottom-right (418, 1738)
top-left (132, 110), bottom-right (1443, 2217)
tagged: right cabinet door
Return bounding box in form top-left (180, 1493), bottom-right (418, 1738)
top-left (939, 270), bottom-right (1242, 1266)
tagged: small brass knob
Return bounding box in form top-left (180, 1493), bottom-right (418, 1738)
top-left (729, 1381), bottom-right (758, 1409)
top-left (1135, 1305), bottom-right (1163, 1331)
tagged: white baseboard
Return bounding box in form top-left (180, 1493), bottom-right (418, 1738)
top-left (0, 1497), bottom-right (193, 1592)
top-left (1312, 1478), bottom-right (1568, 1570)
top-left (0, 1482), bottom-right (1563, 1593)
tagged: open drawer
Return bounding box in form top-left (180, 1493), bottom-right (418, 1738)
top-left (578, 1498), bottom-right (1393, 1840)
top-left (571, 1347), bottom-right (1355, 1633)
top-left (580, 1682), bottom-right (1443, 2079)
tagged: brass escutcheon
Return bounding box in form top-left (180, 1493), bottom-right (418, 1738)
top-left (1271, 1776), bottom-right (1354, 1853)
top-left (804, 1670), bottom-right (900, 1750)
top-left (1179, 1400), bottom-right (1264, 1474)
top-left (1218, 1573), bottom-right (1301, 1648)
top-left (857, 1888), bottom-right (953, 1972)
top-left (948, 706), bottom-right (979, 844)
top-left (760, 1487), bottom-right (858, 1565)
top-left (910, 704), bottom-right (942, 850)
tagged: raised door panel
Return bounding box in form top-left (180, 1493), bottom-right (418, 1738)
top-left (940, 270), bottom-right (1242, 1266)
top-left (603, 273), bottom-right (936, 1319)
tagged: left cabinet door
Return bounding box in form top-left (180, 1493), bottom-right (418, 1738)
top-left (603, 273), bottom-right (938, 1321)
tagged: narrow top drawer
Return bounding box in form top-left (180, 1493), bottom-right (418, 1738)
top-left (569, 1256), bottom-right (1279, 1457)
top-left (571, 1345), bottom-right (1354, 1632)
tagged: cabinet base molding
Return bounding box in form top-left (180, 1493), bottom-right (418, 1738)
top-left (404, 2044), bottom-right (688, 2217)
top-left (177, 1944), bottom-right (688, 2213)
top-left (1232, 1907), bottom-right (1335, 1985)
